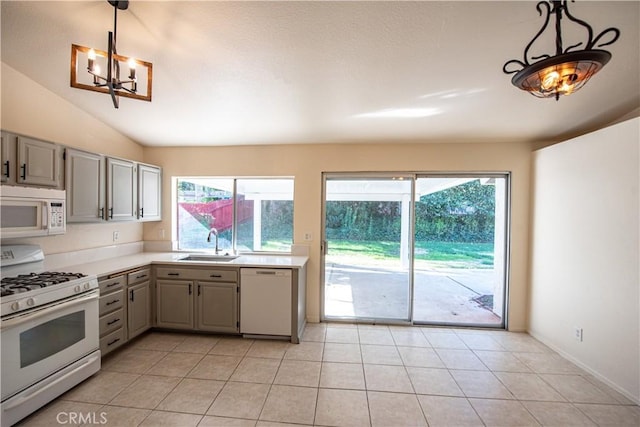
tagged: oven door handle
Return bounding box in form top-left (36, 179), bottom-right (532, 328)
top-left (0, 291), bottom-right (98, 330)
top-left (2, 353), bottom-right (101, 411)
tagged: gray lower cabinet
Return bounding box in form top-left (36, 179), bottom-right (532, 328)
top-left (156, 279), bottom-right (194, 329)
top-left (97, 267), bottom-right (151, 357)
top-left (98, 274), bottom-right (127, 356)
top-left (155, 266), bottom-right (239, 333)
top-left (197, 281), bottom-right (238, 333)
top-left (127, 268), bottom-right (151, 340)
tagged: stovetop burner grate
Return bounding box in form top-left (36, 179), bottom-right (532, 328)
top-left (1, 272), bottom-right (87, 297)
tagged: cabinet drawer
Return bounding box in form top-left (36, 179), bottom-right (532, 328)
top-left (99, 308), bottom-right (125, 337)
top-left (197, 269), bottom-right (237, 282)
top-left (155, 267), bottom-right (190, 279)
top-left (128, 268), bottom-right (150, 285)
top-left (99, 289), bottom-right (125, 314)
top-left (100, 327), bottom-right (125, 356)
top-left (156, 267), bottom-right (237, 282)
top-left (99, 275), bottom-right (125, 294)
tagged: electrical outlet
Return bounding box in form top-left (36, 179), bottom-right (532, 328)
top-left (574, 327), bottom-right (583, 342)
top-left (304, 232), bottom-right (312, 241)
top-left (113, 231), bottom-right (119, 242)
top-left (158, 228), bottom-right (165, 239)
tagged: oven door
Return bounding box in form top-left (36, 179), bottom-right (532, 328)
top-left (0, 291), bottom-right (99, 401)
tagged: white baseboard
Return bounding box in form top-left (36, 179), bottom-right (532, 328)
top-left (528, 329), bottom-right (639, 405)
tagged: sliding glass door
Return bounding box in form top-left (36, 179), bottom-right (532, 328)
top-left (322, 173), bottom-right (509, 327)
top-left (413, 176), bottom-right (508, 326)
top-left (323, 176), bottom-right (412, 322)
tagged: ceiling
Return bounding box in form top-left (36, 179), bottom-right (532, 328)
top-left (1, 1), bottom-right (638, 147)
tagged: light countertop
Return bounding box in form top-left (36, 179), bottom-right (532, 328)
top-left (45, 252), bottom-right (308, 279)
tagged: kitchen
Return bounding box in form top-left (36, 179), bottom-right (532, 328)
top-left (1, 1), bottom-right (639, 426)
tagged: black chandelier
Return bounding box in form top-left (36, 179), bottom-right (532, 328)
top-left (503, 0), bottom-right (620, 100)
top-left (71, 0), bottom-right (152, 108)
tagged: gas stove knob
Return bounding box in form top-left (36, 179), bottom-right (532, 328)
top-left (26, 298), bottom-right (35, 307)
top-left (74, 285), bottom-right (81, 293)
top-left (11, 302), bottom-right (20, 311)
top-left (84, 282), bottom-right (91, 290)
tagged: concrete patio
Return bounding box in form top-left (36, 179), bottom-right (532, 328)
top-left (325, 262), bottom-right (503, 326)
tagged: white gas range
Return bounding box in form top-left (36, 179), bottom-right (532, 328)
top-left (1, 245), bottom-right (101, 427)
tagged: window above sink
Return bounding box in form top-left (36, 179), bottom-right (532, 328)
top-left (176, 177), bottom-right (294, 254)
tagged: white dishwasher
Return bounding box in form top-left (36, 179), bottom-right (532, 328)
top-left (240, 268), bottom-right (292, 336)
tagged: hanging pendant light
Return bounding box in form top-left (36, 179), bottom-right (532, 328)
top-left (70, 0), bottom-right (152, 108)
top-left (503, 0), bottom-right (620, 100)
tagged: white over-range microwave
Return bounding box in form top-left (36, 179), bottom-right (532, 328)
top-left (0, 185), bottom-right (66, 239)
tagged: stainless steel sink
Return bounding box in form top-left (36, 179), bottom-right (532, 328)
top-left (178, 254), bottom-right (239, 262)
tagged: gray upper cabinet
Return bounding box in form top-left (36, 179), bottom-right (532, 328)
top-left (65, 148), bottom-right (106, 222)
top-left (106, 157), bottom-right (137, 221)
top-left (137, 163), bottom-right (162, 221)
top-left (17, 136), bottom-right (61, 187)
top-left (0, 132), bottom-right (61, 187)
top-left (2, 131), bottom-right (162, 224)
top-left (1, 131), bottom-right (14, 183)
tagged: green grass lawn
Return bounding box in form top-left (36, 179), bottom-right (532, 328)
top-left (327, 239), bottom-right (494, 269)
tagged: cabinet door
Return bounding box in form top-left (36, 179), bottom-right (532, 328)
top-left (106, 157), bottom-right (137, 221)
top-left (127, 281), bottom-right (151, 340)
top-left (17, 136), bottom-right (60, 187)
top-left (65, 149), bottom-right (105, 222)
top-left (0, 131), bottom-right (14, 183)
top-left (156, 279), bottom-right (194, 330)
top-left (196, 281), bottom-right (238, 333)
top-left (138, 164), bottom-right (161, 221)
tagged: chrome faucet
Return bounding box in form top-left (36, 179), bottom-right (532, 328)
top-left (206, 227), bottom-right (220, 254)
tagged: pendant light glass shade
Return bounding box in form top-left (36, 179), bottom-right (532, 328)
top-left (503, 1), bottom-right (619, 101)
top-left (511, 50), bottom-right (611, 99)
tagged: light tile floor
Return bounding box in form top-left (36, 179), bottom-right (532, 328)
top-left (18, 324), bottom-right (640, 426)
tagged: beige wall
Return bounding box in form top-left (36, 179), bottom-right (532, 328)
top-left (529, 118), bottom-right (640, 402)
top-left (1, 63), bottom-right (145, 253)
top-left (143, 141), bottom-right (533, 330)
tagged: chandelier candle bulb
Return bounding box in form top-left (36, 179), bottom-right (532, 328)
top-left (87, 48), bottom-right (96, 71)
top-left (128, 58), bottom-right (136, 80)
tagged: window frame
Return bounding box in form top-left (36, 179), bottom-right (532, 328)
top-left (175, 176), bottom-right (294, 254)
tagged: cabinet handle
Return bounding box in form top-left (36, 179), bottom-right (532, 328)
top-left (210, 274), bottom-right (222, 278)
top-left (109, 207), bottom-right (114, 219)
top-left (20, 164), bottom-right (26, 180)
top-left (106, 281), bottom-right (120, 288)
top-left (107, 338), bottom-right (120, 346)
top-left (99, 207), bottom-right (105, 219)
top-left (3, 160), bottom-right (9, 178)
top-left (105, 299), bottom-right (120, 306)
top-left (256, 271), bottom-right (277, 275)
top-left (136, 274), bottom-right (147, 279)
top-left (107, 318), bottom-right (120, 325)
top-left (198, 284), bottom-right (201, 296)
top-left (188, 284), bottom-right (192, 295)
top-left (139, 207), bottom-right (144, 218)
top-left (130, 290), bottom-right (134, 302)
top-left (167, 272), bottom-right (180, 276)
